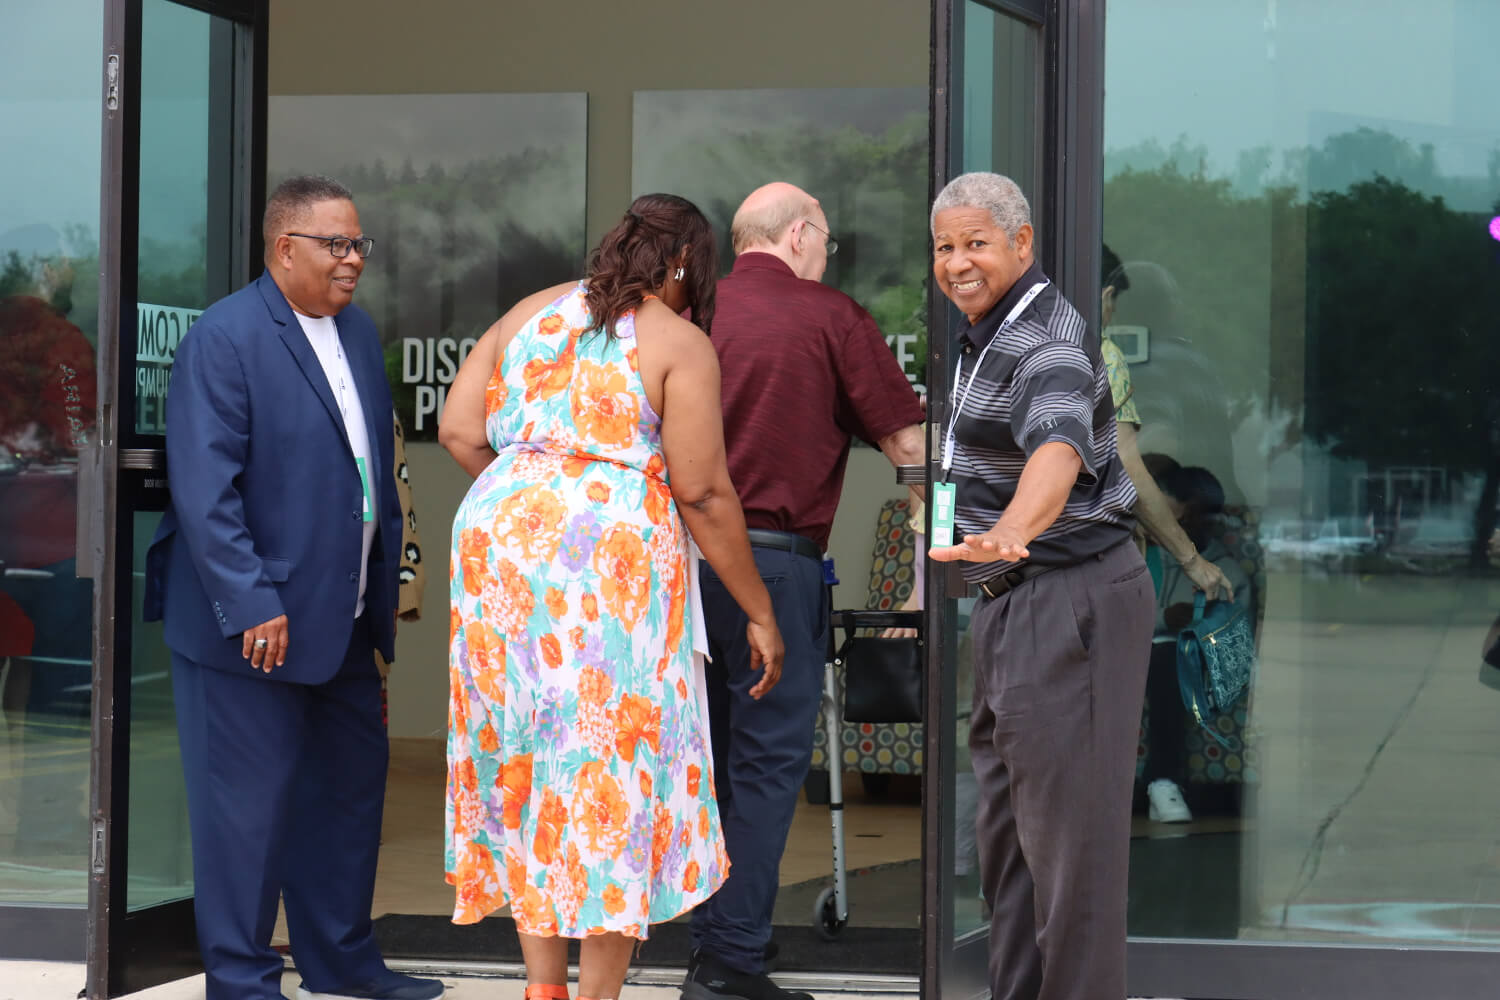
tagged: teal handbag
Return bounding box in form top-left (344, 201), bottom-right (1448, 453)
top-left (1175, 592), bottom-right (1255, 747)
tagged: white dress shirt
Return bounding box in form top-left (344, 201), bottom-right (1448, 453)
top-left (294, 311), bottom-right (376, 617)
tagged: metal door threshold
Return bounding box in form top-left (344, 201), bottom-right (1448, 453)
top-left (379, 957), bottom-right (920, 995)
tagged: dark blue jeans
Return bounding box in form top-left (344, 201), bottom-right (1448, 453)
top-left (690, 544), bottom-right (828, 974)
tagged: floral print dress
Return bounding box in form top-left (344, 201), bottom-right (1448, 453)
top-left (446, 283), bottom-right (728, 938)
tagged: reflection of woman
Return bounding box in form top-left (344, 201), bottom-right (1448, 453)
top-left (438, 194), bottom-right (784, 1000)
top-left (1140, 461), bottom-right (1251, 822)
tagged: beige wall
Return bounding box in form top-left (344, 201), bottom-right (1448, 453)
top-left (267, 0), bottom-right (929, 739)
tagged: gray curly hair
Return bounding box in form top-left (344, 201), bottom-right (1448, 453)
top-left (930, 172), bottom-right (1031, 243)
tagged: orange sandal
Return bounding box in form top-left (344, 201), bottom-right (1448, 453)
top-left (524, 986), bottom-right (569, 1000)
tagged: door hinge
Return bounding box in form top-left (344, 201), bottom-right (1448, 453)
top-left (105, 54), bottom-right (120, 112)
top-left (91, 817), bottom-right (106, 874)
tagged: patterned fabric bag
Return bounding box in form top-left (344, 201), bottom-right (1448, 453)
top-left (1175, 592), bottom-right (1255, 748)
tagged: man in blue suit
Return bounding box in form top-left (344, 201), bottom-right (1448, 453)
top-left (145, 175), bottom-right (443, 1000)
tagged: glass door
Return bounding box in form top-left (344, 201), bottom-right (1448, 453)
top-left (86, 0), bottom-right (264, 995)
top-left (0, 0), bottom-right (106, 963)
top-left (923, 0), bottom-right (1104, 996)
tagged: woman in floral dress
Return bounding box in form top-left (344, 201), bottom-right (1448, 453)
top-left (439, 194), bottom-right (783, 1000)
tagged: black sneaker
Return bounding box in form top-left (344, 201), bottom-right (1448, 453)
top-left (681, 949), bottom-right (813, 1000)
top-left (296, 970), bottom-right (445, 1000)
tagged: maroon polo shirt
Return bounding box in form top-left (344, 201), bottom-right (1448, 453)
top-left (711, 252), bottom-right (923, 551)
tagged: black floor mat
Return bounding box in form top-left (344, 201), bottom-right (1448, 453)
top-left (374, 863), bottom-right (923, 976)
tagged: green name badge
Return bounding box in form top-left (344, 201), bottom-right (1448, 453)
top-left (931, 481), bottom-right (957, 548)
top-left (356, 457), bottom-right (373, 523)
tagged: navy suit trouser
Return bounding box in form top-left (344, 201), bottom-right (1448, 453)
top-left (690, 545), bottom-right (827, 974)
top-left (172, 616), bottom-right (389, 1000)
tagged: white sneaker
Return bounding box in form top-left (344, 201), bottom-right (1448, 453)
top-left (1147, 778), bottom-right (1192, 823)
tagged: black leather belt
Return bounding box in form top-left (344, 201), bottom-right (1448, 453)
top-left (977, 561), bottom-right (1055, 600)
top-left (746, 529), bottom-right (822, 562)
top-left (976, 538), bottom-right (1131, 600)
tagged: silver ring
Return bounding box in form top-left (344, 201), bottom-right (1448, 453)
top-left (254, 638), bottom-right (268, 650)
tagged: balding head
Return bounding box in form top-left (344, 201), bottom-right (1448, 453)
top-left (730, 182), bottom-right (832, 281)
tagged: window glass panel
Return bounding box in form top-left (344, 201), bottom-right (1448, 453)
top-left (0, 0), bottom-right (102, 910)
top-left (1106, 0), bottom-right (1500, 946)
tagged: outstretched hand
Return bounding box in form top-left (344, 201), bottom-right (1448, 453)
top-left (929, 527), bottom-right (1029, 565)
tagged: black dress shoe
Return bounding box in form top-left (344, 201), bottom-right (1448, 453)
top-left (681, 949), bottom-right (811, 1000)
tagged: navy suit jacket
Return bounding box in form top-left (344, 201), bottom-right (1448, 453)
top-left (144, 271), bottom-right (402, 684)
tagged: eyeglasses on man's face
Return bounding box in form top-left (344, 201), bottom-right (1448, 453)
top-left (284, 232), bottom-right (375, 258)
top-left (803, 220), bottom-right (839, 257)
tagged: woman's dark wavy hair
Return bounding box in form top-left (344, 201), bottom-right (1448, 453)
top-left (584, 193), bottom-right (717, 337)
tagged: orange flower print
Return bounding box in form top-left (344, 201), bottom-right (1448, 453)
top-left (687, 764), bottom-right (702, 798)
top-left (516, 881), bottom-right (558, 936)
top-left (484, 375), bottom-right (509, 418)
top-left (523, 336), bottom-right (575, 402)
top-left (504, 845), bottom-right (527, 903)
top-left (484, 559), bottom-right (536, 640)
top-left (496, 485), bottom-right (568, 562)
top-left (578, 665), bottom-right (614, 710)
top-left (573, 760), bottom-right (629, 855)
top-left (569, 625), bottom-right (587, 651)
top-left (587, 480), bottom-right (611, 504)
top-left (683, 860), bottom-right (700, 893)
top-left (479, 722), bottom-right (500, 754)
top-left (676, 678), bottom-right (689, 700)
top-left (581, 592), bottom-right (599, 622)
top-left (540, 634), bottom-right (563, 669)
top-left (614, 694), bottom-right (661, 763)
top-left (650, 803), bottom-right (674, 878)
top-left (644, 479), bottom-right (670, 526)
top-left (639, 770), bottom-right (653, 798)
top-left (458, 527), bottom-right (491, 596)
top-left (663, 560), bottom-right (686, 654)
top-left (501, 753), bottom-right (533, 830)
top-left (533, 787), bottom-right (568, 865)
top-left (571, 360), bottom-right (639, 448)
top-left (698, 804), bottom-right (710, 839)
top-left (463, 623), bottom-right (506, 706)
top-left (562, 453), bottom-right (592, 478)
top-left (538, 312), bottom-right (566, 337)
top-left (452, 840), bottom-right (501, 920)
top-left (593, 526), bottom-right (651, 630)
top-left (602, 883), bottom-right (627, 916)
top-left (544, 587), bottom-right (568, 620)
top-left (551, 841), bottom-right (589, 930)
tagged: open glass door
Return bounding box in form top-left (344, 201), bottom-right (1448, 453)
top-left (86, 0), bottom-right (264, 994)
top-left (923, 0), bottom-right (1104, 995)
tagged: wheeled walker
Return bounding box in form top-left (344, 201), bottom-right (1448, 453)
top-left (811, 597), bottom-right (921, 940)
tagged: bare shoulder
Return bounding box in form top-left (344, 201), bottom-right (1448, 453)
top-left (476, 280), bottom-right (580, 359)
top-left (635, 301), bottom-right (716, 370)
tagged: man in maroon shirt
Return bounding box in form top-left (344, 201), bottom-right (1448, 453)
top-left (683, 182), bottom-right (924, 1000)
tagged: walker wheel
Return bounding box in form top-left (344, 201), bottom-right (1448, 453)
top-left (814, 885), bottom-right (846, 940)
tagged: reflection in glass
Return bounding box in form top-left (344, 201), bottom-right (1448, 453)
top-left (1106, 0), bottom-right (1500, 947)
top-left (0, 0), bottom-right (101, 909)
top-left (632, 86), bottom-right (930, 394)
top-left (268, 92), bottom-right (590, 442)
top-left (127, 512), bottom-right (192, 911)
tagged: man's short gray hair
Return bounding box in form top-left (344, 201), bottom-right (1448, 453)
top-left (930, 172), bottom-right (1031, 243)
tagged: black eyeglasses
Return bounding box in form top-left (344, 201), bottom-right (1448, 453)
top-left (803, 220), bottom-right (839, 256)
top-left (284, 233), bottom-right (375, 258)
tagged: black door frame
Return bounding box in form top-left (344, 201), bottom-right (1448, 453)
top-left (87, 0), bottom-right (265, 995)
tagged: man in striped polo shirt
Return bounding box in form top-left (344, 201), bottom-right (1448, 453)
top-left (928, 172), bottom-right (1154, 1000)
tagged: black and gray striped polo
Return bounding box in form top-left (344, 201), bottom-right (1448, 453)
top-left (947, 261), bottom-right (1137, 583)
